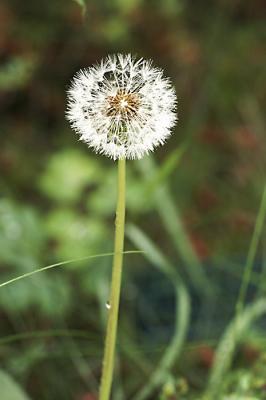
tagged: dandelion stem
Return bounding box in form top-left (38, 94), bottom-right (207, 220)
top-left (99, 158), bottom-right (126, 400)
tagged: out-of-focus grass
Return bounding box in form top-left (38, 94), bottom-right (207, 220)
top-left (236, 184), bottom-right (266, 316)
top-left (127, 224), bottom-right (190, 400)
top-left (138, 156), bottom-right (213, 295)
top-left (207, 298), bottom-right (266, 397)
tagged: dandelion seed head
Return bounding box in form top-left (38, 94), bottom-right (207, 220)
top-left (66, 54), bottom-right (177, 160)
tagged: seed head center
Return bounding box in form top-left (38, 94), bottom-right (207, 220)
top-left (120, 99), bottom-right (128, 108)
top-left (106, 91), bottom-right (140, 119)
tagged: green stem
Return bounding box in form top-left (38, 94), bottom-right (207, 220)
top-left (99, 158), bottom-right (126, 400)
top-left (235, 183), bottom-right (266, 317)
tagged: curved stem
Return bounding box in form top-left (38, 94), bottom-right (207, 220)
top-left (99, 158), bottom-right (126, 400)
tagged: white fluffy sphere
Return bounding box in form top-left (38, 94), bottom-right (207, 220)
top-left (66, 54), bottom-right (177, 160)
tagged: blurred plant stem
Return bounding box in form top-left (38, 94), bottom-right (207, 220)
top-left (99, 158), bottom-right (126, 400)
top-left (235, 183), bottom-right (266, 317)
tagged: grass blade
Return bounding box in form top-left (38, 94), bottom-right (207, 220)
top-left (206, 298), bottom-right (266, 397)
top-left (0, 370), bottom-right (31, 400)
top-left (0, 250), bottom-right (143, 289)
top-left (127, 224), bottom-right (190, 400)
top-left (138, 156), bottom-right (212, 294)
top-left (235, 183), bottom-right (266, 316)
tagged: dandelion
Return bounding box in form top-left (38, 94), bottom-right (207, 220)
top-left (66, 54), bottom-right (177, 400)
top-left (66, 54), bottom-right (177, 160)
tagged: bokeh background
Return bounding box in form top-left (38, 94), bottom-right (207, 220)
top-left (0, 0), bottom-right (266, 399)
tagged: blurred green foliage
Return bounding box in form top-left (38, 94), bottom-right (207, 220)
top-left (0, 369), bottom-right (30, 400)
top-left (0, 200), bottom-right (71, 315)
top-left (39, 149), bottom-right (102, 203)
top-left (0, 0), bottom-right (265, 399)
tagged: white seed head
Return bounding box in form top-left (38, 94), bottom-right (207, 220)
top-left (66, 54), bottom-right (177, 160)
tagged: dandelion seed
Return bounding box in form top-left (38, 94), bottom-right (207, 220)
top-left (66, 54), bottom-right (177, 160)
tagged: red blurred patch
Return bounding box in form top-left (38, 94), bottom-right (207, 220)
top-left (229, 211), bottom-right (254, 233)
top-left (0, 3), bottom-right (13, 50)
top-left (66, 2), bottom-right (85, 26)
top-left (241, 344), bottom-right (260, 363)
top-left (79, 393), bottom-right (97, 400)
top-left (0, 1), bottom-right (32, 57)
top-left (189, 233), bottom-right (210, 260)
top-left (177, 36), bottom-right (201, 66)
top-left (197, 345), bottom-right (214, 369)
top-left (196, 186), bottom-right (219, 211)
top-left (232, 163), bottom-right (254, 186)
top-left (233, 127), bottom-right (259, 150)
top-left (199, 127), bottom-right (226, 146)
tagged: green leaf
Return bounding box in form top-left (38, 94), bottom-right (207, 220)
top-left (73, 0), bottom-right (85, 7)
top-left (72, 0), bottom-right (86, 14)
top-left (88, 167), bottom-right (153, 216)
top-left (45, 208), bottom-right (108, 263)
top-left (39, 149), bottom-right (101, 203)
top-left (0, 57), bottom-right (35, 90)
top-left (0, 200), bottom-right (44, 264)
top-left (114, 0), bottom-right (141, 13)
top-left (0, 370), bottom-right (31, 400)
